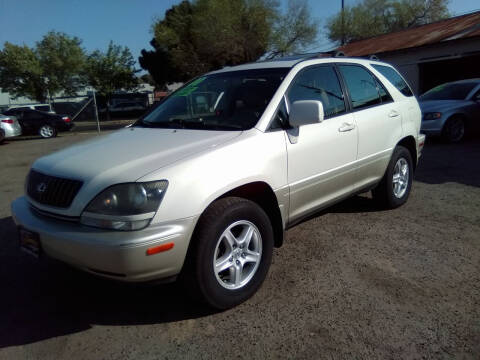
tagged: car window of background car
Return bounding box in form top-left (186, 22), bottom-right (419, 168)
top-left (371, 64), bottom-right (413, 97)
top-left (24, 111), bottom-right (43, 120)
top-left (420, 82), bottom-right (479, 101)
top-left (34, 105), bottom-right (50, 112)
top-left (140, 68), bottom-right (288, 130)
top-left (287, 65), bottom-right (346, 119)
top-left (338, 65), bottom-right (382, 110)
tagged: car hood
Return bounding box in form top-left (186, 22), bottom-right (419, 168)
top-left (419, 99), bottom-right (471, 113)
top-left (33, 127), bottom-right (242, 183)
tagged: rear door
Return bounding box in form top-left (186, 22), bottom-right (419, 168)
top-left (337, 64), bottom-right (402, 191)
top-left (285, 64), bottom-right (358, 223)
top-left (22, 110), bottom-right (48, 132)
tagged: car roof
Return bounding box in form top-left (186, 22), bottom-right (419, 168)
top-left (446, 78), bottom-right (480, 85)
top-left (207, 54), bottom-right (394, 75)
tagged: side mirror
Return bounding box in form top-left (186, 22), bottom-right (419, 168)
top-left (289, 100), bottom-right (324, 127)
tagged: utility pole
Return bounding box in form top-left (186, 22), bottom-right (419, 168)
top-left (341, 0), bottom-right (345, 46)
top-left (93, 90), bottom-right (100, 133)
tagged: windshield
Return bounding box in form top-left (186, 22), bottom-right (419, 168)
top-left (136, 68), bottom-right (289, 131)
top-left (420, 82), bottom-right (478, 101)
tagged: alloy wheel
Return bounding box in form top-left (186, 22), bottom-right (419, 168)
top-left (213, 220), bottom-right (262, 290)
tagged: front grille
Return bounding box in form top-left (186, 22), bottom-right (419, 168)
top-left (27, 169), bottom-right (83, 208)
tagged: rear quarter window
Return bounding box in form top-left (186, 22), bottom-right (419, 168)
top-left (372, 64), bottom-right (413, 97)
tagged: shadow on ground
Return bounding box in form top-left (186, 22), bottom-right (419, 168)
top-left (0, 193), bottom-right (383, 348)
top-left (415, 137), bottom-right (480, 188)
top-left (0, 216), bottom-right (215, 348)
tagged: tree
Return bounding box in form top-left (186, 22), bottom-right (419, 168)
top-left (0, 31), bottom-right (86, 102)
top-left (326, 0), bottom-right (450, 44)
top-left (267, 0), bottom-right (318, 59)
top-left (85, 41), bottom-right (139, 117)
top-left (139, 0), bottom-right (318, 86)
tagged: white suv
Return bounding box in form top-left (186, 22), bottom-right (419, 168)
top-left (11, 56), bottom-right (424, 309)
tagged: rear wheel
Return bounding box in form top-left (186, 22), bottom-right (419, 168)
top-left (442, 116), bottom-right (465, 143)
top-left (182, 197), bottom-right (274, 309)
top-left (39, 124), bottom-right (57, 138)
top-left (372, 145), bottom-right (413, 209)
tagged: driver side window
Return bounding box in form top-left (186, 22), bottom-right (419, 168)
top-left (287, 65), bottom-right (346, 119)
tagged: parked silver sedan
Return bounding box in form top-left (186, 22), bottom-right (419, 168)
top-left (419, 79), bottom-right (480, 142)
top-left (0, 113), bottom-right (22, 141)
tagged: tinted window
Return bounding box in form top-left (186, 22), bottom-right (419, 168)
top-left (339, 65), bottom-right (382, 110)
top-left (420, 82), bottom-right (479, 101)
top-left (23, 110), bottom-right (44, 120)
top-left (372, 64), bottom-right (413, 97)
top-left (4, 109), bottom-right (21, 116)
top-left (288, 65), bottom-right (346, 118)
top-left (375, 78), bottom-right (393, 103)
top-left (35, 105), bottom-right (50, 112)
top-left (138, 68), bottom-right (288, 131)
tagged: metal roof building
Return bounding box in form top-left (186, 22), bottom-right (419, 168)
top-left (337, 11), bottom-right (480, 94)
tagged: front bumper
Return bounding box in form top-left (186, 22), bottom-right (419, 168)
top-left (420, 118), bottom-right (444, 137)
top-left (11, 196), bottom-right (198, 282)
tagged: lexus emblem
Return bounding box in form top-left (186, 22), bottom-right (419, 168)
top-left (36, 182), bottom-right (47, 193)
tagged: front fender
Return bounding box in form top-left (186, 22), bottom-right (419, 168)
top-left (139, 129), bottom-right (288, 223)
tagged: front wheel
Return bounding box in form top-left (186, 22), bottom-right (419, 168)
top-left (182, 197), bottom-right (274, 309)
top-left (442, 116), bottom-right (465, 143)
top-left (372, 145), bottom-right (413, 209)
top-left (39, 124), bottom-right (57, 138)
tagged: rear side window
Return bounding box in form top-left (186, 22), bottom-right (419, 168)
top-left (288, 65), bottom-right (346, 118)
top-left (338, 65), bottom-right (383, 110)
top-left (372, 64), bottom-right (413, 97)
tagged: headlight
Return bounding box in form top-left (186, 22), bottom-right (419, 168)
top-left (80, 180), bottom-right (168, 231)
top-left (423, 112), bottom-right (442, 120)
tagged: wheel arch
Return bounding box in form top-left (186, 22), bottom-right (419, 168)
top-left (191, 181), bottom-right (285, 248)
top-left (396, 135), bottom-right (417, 171)
top-left (218, 182), bottom-right (285, 248)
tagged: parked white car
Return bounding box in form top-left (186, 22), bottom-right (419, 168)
top-left (11, 56), bottom-right (424, 309)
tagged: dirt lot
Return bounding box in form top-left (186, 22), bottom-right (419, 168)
top-left (0, 131), bottom-right (479, 359)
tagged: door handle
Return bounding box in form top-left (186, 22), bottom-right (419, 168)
top-left (389, 110), bottom-right (400, 118)
top-left (338, 122), bottom-right (355, 132)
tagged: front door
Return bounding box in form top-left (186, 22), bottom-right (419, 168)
top-left (284, 65), bottom-right (358, 224)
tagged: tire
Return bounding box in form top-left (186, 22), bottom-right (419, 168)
top-left (372, 145), bottom-right (413, 209)
top-left (39, 124), bottom-right (57, 138)
top-left (441, 116), bottom-right (465, 143)
top-left (182, 197), bottom-right (274, 309)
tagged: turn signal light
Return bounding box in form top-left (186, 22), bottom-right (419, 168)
top-left (146, 242), bottom-right (174, 256)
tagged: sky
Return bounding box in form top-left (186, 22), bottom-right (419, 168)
top-left (0, 0), bottom-right (479, 68)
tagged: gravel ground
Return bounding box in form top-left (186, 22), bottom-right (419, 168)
top-left (0, 132), bottom-right (479, 359)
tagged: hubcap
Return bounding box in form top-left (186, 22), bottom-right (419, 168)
top-left (40, 125), bottom-right (54, 138)
top-left (213, 220), bottom-right (262, 290)
top-left (392, 157), bottom-right (409, 198)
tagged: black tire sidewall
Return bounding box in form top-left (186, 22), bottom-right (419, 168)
top-left (193, 198), bottom-right (274, 309)
top-left (442, 116), bottom-right (465, 143)
top-left (384, 146), bottom-right (413, 208)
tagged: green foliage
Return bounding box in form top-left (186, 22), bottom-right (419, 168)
top-left (0, 31), bottom-right (86, 102)
top-left (85, 41), bottom-right (138, 99)
top-left (37, 31), bottom-right (86, 97)
top-left (139, 0), bottom-right (318, 86)
top-left (327, 0), bottom-right (450, 44)
top-left (268, 0), bottom-right (318, 59)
